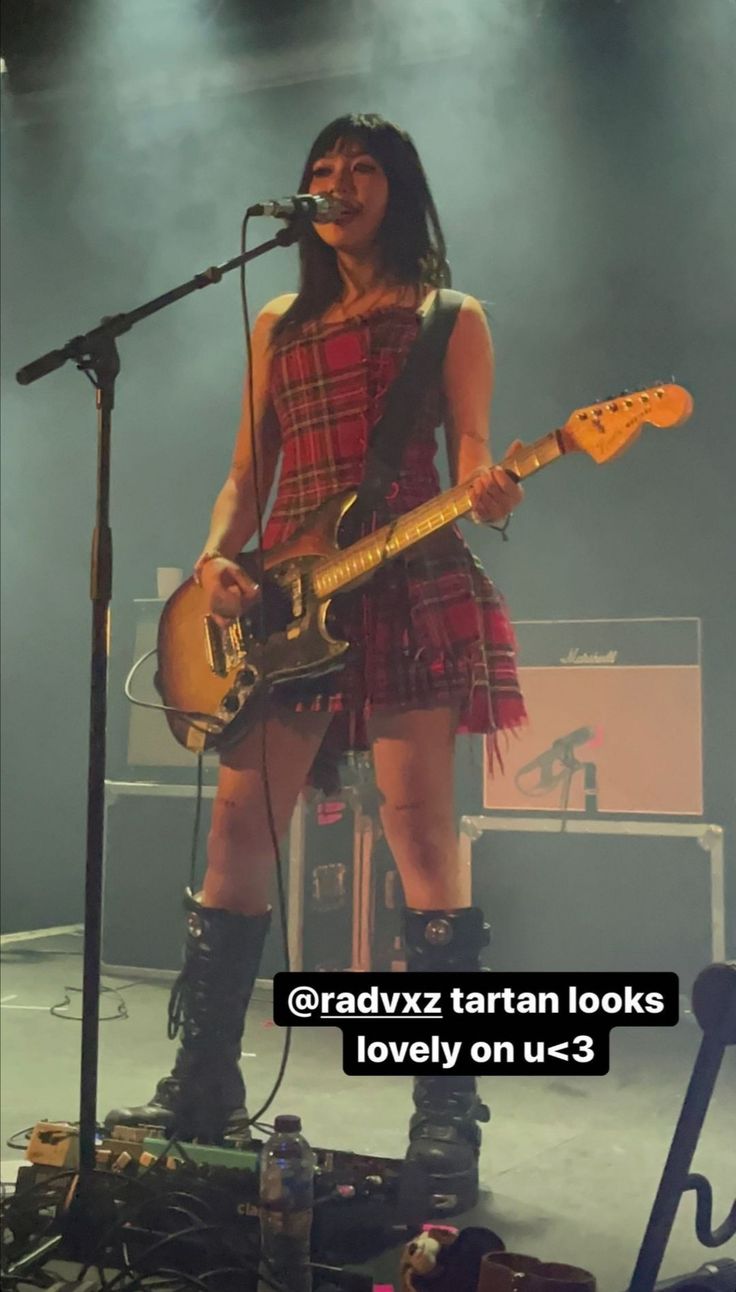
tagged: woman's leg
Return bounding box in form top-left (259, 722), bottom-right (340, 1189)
top-left (368, 703), bottom-right (490, 1216)
top-left (367, 703), bottom-right (468, 908)
top-left (203, 707), bottom-right (333, 913)
top-left (104, 707), bottom-right (331, 1139)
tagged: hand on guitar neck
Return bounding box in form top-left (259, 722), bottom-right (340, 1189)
top-left (199, 556), bottom-right (260, 628)
top-left (467, 436), bottom-right (525, 524)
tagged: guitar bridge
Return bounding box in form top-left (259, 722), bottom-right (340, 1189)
top-left (227, 618), bottom-right (245, 662)
top-left (204, 617), bottom-right (248, 678)
top-left (290, 575), bottom-right (304, 619)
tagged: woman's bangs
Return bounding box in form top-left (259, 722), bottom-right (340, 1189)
top-left (305, 117), bottom-right (396, 172)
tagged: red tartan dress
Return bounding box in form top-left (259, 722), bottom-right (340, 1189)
top-left (260, 304), bottom-right (526, 777)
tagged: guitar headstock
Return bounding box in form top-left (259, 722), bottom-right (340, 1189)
top-left (561, 384), bottom-right (694, 463)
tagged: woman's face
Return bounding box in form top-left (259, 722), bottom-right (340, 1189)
top-left (308, 138), bottom-right (389, 255)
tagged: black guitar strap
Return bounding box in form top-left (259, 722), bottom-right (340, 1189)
top-left (354, 287), bottom-right (466, 515)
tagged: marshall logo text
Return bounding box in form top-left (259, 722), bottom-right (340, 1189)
top-left (560, 648), bottom-right (619, 665)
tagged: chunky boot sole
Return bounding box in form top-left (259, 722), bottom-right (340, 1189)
top-left (406, 1154), bottom-right (481, 1217)
top-left (103, 1100), bottom-right (252, 1142)
top-left (103, 1061), bottom-right (253, 1141)
top-left (406, 1095), bottom-right (488, 1217)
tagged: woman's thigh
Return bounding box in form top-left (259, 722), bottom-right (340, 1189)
top-left (367, 703), bottom-right (460, 811)
top-left (213, 706), bottom-right (333, 848)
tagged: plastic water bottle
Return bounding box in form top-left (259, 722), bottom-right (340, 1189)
top-left (259, 1114), bottom-right (315, 1291)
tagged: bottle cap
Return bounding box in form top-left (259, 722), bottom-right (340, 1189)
top-left (273, 1114), bottom-right (301, 1133)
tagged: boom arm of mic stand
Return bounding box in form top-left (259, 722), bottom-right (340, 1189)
top-left (15, 224), bottom-right (299, 387)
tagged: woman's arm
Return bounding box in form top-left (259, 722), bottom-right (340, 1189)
top-left (442, 295), bottom-right (523, 523)
top-left (194, 295), bottom-right (295, 621)
top-left (197, 293), bottom-right (295, 564)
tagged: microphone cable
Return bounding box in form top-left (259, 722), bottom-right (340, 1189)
top-left (237, 211), bottom-right (292, 1125)
top-left (120, 215), bottom-right (294, 1128)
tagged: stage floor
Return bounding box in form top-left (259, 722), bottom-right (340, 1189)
top-left (1, 930), bottom-right (734, 1288)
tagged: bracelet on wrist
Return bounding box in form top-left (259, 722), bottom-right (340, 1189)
top-left (192, 549), bottom-right (226, 586)
top-left (470, 511), bottom-right (513, 540)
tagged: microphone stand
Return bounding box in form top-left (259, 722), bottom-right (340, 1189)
top-left (14, 221), bottom-right (299, 1231)
top-left (557, 745), bottom-right (582, 832)
top-left (515, 738), bottom-right (599, 826)
top-left (583, 759), bottom-right (598, 814)
top-left (557, 744), bottom-right (599, 829)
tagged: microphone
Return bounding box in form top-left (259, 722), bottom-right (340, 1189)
top-left (247, 193), bottom-right (347, 224)
top-left (549, 725), bottom-right (595, 753)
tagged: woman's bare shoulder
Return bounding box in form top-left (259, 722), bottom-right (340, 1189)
top-left (424, 289), bottom-right (489, 325)
top-left (455, 292), bottom-right (488, 318)
top-left (260, 292), bottom-right (298, 321)
top-left (452, 293), bottom-right (493, 345)
top-left (250, 294), bottom-right (297, 355)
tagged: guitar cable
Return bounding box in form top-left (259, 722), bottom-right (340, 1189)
top-left (122, 649), bottom-right (225, 737)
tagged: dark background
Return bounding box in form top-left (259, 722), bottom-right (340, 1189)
top-left (1, 0), bottom-right (734, 935)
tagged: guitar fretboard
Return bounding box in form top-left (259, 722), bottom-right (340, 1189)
top-left (311, 429), bottom-right (564, 599)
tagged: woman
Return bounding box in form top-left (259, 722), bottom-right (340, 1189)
top-left (107, 114), bottom-right (525, 1215)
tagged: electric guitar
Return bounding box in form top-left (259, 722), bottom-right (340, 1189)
top-left (157, 384), bottom-right (693, 753)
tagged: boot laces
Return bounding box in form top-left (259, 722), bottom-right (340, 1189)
top-left (167, 961), bottom-right (193, 1040)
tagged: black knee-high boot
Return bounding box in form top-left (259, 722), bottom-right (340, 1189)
top-left (104, 890), bottom-right (271, 1143)
top-left (403, 906), bottom-right (491, 1216)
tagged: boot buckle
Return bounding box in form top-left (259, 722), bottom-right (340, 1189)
top-left (425, 917), bottom-right (453, 946)
top-left (186, 911), bottom-right (203, 938)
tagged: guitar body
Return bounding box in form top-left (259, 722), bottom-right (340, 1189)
top-left (157, 490), bottom-right (358, 753)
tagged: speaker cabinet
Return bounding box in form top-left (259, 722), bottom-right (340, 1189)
top-left (484, 618), bottom-right (703, 815)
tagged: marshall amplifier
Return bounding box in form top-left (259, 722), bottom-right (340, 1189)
top-left (484, 617), bottom-right (703, 816)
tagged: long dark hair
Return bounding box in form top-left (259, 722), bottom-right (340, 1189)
top-left (273, 113), bottom-right (450, 337)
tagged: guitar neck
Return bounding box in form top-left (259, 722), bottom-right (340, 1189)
top-left (311, 429), bottom-right (566, 599)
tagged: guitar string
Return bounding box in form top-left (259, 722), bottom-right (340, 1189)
top-left (308, 424), bottom-right (579, 595)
